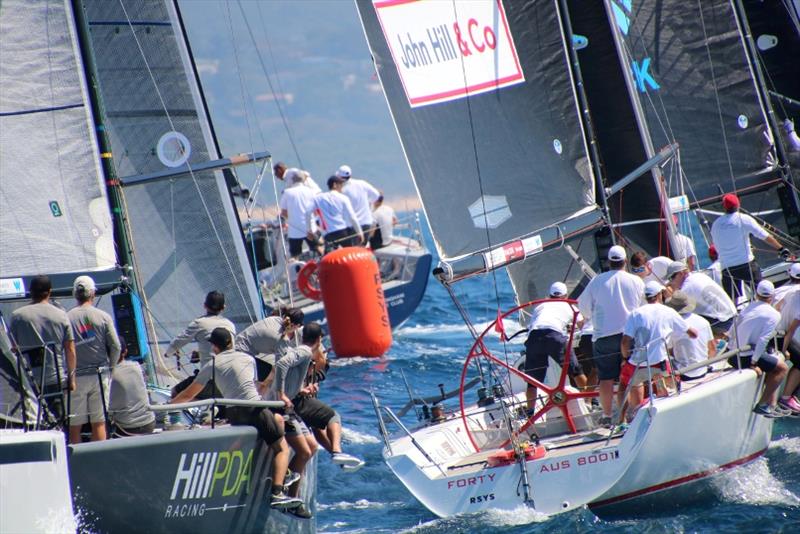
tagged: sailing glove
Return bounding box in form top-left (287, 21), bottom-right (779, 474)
top-left (780, 247), bottom-right (791, 261)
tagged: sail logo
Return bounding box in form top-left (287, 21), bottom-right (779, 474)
top-left (0, 277), bottom-right (26, 298)
top-left (374, 0), bottom-right (524, 107)
top-left (610, 0), bottom-right (660, 93)
top-left (169, 450), bottom-right (253, 501)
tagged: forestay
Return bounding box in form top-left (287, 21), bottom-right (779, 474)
top-left (356, 0), bottom-right (600, 270)
top-left (0, 0), bottom-right (115, 279)
top-left (80, 0), bottom-right (261, 341)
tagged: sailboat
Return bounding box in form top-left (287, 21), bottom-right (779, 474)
top-left (0, 1), bottom-right (314, 532)
top-left (356, 0), bottom-right (793, 518)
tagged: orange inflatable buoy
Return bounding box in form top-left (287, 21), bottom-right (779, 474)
top-left (317, 247), bottom-right (392, 357)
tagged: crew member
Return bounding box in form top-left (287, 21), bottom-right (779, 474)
top-left (672, 215), bottom-right (697, 271)
top-left (523, 282), bottom-right (582, 412)
top-left (67, 275), bottom-right (121, 443)
top-left (338, 164), bottom-right (380, 243)
top-left (710, 193), bottom-right (788, 300)
top-left (280, 171), bottom-right (319, 257)
top-left (729, 280), bottom-right (790, 417)
top-left (705, 245), bottom-right (722, 285)
top-left (267, 322), bottom-right (326, 519)
top-left (775, 264), bottom-right (800, 414)
top-left (666, 261), bottom-right (736, 339)
top-left (309, 175), bottom-right (363, 252)
top-left (370, 194), bottom-right (397, 250)
top-left (164, 291), bottom-right (234, 367)
top-left (235, 308), bottom-right (304, 380)
top-left (109, 337), bottom-right (156, 436)
top-left (578, 246), bottom-right (645, 427)
top-left (665, 291), bottom-right (715, 381)
top-left (9, 275), bottom-right (76, 423)
top-left (274, 162), bottom-right (321, 193)
top-left (621, 281), bottom-right (697, 418)
top-left (170, 328), bottom-right (301, 510)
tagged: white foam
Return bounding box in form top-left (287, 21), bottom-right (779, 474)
top-left (330, 356), bottom-right (384, 367)
top-left (395, 318), bottom-right (525, 343)
top-left (399, 505), bottom-right (549, 533)
top-left (769, 436), bottom-right (800, 455)
top-left (342, 427), bottom-right (380, 445)
top-left (318, 499), bottom-right (404, 511)
top-left (481, 505), bottom-right (550, 526)
top-left (33, 508), bottom-right (78, 534)
top-left (714, 457), bottom-right (800, 506)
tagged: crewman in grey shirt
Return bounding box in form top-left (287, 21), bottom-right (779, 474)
top-left (235, 308), bottom-right (304, 380)
top-left (67, 275), bottom-right (121, 443)
top-left (164, 291), bottom-right (235, 367)
top-left (109, 336), bottom-right (155, 435)
top-left (9, 275), bottom-right (76, 424)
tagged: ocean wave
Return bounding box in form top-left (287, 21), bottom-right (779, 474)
top-left (395, 318), bottom-right (526, 343)
top-left (713, 457), bottom-right (800, 506)
top-left (769, 436), bottom-right (800, 455)
top-left (342, 427), bottom-right (380, 445)
top-left (318, 499), bottom-right (405, 511)
top-left (399, 505), bottom-right (549, 533)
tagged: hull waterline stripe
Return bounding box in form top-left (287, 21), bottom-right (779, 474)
top-left (589, 448), bottom-right (767, 508)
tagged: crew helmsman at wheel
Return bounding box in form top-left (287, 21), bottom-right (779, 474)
top-left (523, 282), bottom-right (582, 413)
top-left (710, 193), bottom-right (789, 300)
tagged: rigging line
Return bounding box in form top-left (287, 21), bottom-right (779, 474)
top-left (236, 0), bottom-right (304, 168)
top-left (254, 1), bottom-right (304, 170)
top-left (447, 0), bottom-right (507, 363)
top-left (695, 0), bottom-right (737, 191)
top-left (223, 1), bottom-right (258, 161)
top-left (117, 0), bottom-right (255, 325)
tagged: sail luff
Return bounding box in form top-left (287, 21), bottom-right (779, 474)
top-left (601, 0), bottom-right (682, 257)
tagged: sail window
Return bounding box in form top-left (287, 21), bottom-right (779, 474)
top-left (157, 131), bottom-right (192, 168)
top-left (468, 195), bottom-right (511, 229)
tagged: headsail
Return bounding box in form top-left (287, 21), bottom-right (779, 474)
top-left (78, 0), bottom-right (262, 342)
top-left (602, 0), bottom-right (778, 205)
top-left (356, 0), bottom-right (601, 274)
top-left (0, 0), bottom-right (116, 282)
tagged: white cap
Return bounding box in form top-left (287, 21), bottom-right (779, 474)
top-left (756, 280), bottom-right (775, 298)
top-left (644, 280), bottom-right (665, 298)
top-left (284, 167), bottom-right (305, 183)
top-left (73, 275), bottom-right (96, 297)
top-left (789, 263), bottom-right (800, 280)
top-left (335, 164), bottom-right (352, 179)
top-left (549, 281), bottom-right (568, 297)
top-left (666, 260), bottom-right (688, 279)
top-left (608, 245), bottom-right (626, 262)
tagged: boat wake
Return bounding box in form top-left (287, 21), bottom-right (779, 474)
top-left (395, 319), bottom-right (524, 342)
top-left (341, 427), bottom-right (380, 445)
top-left (397, 505), bottom-right (550, 533)
top-left (769, 436), bottom-right (800, 455)
top-left (713, 457), bottom-right (800, 507)
top-left (318, 499), bottom-right (405, 511)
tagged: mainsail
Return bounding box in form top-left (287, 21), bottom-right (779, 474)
top-left (356, 0), bottom-right (601, 276)
top-left (0, 0), bottom-right (116, 282)
top-left (78, 0), bottom-right (262, 343)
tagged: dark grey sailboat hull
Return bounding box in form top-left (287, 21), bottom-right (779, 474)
top-left (69, 426), bottom-right (315, 533)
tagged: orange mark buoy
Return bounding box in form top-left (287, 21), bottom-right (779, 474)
top-left (318, 247), bottom-right (392, 357)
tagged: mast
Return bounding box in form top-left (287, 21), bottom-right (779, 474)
top-left (555, 0), bottom-right (615, 247)
top-left (70, 0), bottom-right (136, 280)
top-left (601, 0), bottom-right (681, 256)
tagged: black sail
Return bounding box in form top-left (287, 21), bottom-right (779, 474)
top-left (356, 0), bottom-right (600, 268)
top-left (603, 0), bottom-right (778, 205)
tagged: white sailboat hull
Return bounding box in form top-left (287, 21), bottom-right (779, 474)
top-left (590, 368), bottom-right (773, 514)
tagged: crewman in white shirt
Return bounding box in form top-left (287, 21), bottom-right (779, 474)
top-left (729, 280), bottom-right (789, 418)
top-left (280, 171), bottom-right (319, 257)
top-left (274, 161), bottom-right (322, 193)
top-left (337, 164), bottom-right (380, 240)
top-left (710, 193), bottom-right (787, 300)
top-left (523, 282), bottom-right (582, 411)
top-left (664, 291), bottom-right (715, 381)
top-left (577, 245), bottom-right (644, 425)
top-left (774, 264), bottom-right (800, 414)
top-left (370, 195), bottom-right (397, 250)
top-left (629, 252), bottom-right (672, 287)
top-left (666, 261), bottom-right (736, 338)
top-left (704, 245), bottom-right (722, 285)
top-left (620, 281), bottom-right (697, 418)
top-left (309, 175), bottom-right (364, 253)
top-left (672, 215), bottom-right (697, 271)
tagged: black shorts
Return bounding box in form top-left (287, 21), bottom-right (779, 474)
top-left (775, 336), bottom-right (800, 367)
top-left (293, 396), bottom-right (336, 430)
top-left (228, 406), bottom-right (283, 446)
top-left (524, 329), bottom-right (567, 382)
top-left (574, 334), bottom-right (595, 375)
top-left (324, 228), bottom-right (359, 251)
top-left (728, 352), bottom-right (780, 373)
top-left (721, 260), bottom-right (761, 300)
top-left (369, 228), bottom-right (385, 250)
top-left (288, 237), bottom-right (318, 257)
top-left (593, 333), bottom-right (623, 381)
top-left (699, 315), bottom-right (734, 336)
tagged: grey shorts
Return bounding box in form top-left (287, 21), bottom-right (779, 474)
top-left (284, 413), bottom-right (310, 437)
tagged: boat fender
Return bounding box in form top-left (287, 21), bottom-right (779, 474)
top-left (318, 247), bottom-right (392, 357)
top-left (486, 444), bottom-right (547, 468)
top-left (297, 261), bottom-right (322, 300)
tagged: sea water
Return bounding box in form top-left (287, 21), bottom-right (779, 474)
top-left (315, 235), bottom-right (799, 532)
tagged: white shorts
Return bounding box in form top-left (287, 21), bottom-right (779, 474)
top-left (70, 374), bottom-right (109, 425)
